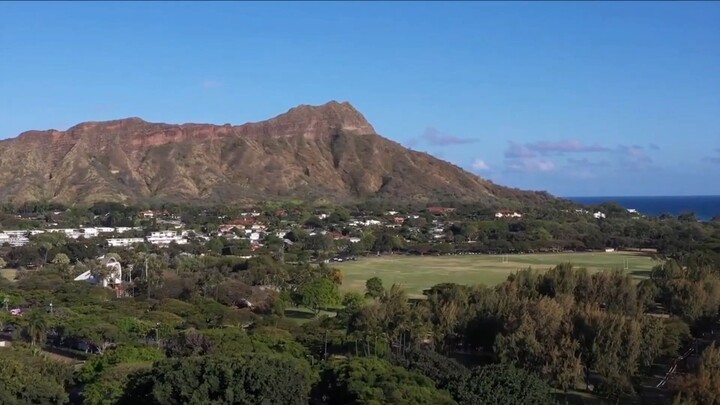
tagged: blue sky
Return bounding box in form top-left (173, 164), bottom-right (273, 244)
top-left (2, 2), bottom-right (719, 196)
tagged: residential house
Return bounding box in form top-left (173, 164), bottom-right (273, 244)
top-left (147, 231), bottom-right (188, 245)
top-left (107, 238), bottom-right (145, 247)
top-left (329, 231), bottom-right (349, 241)
top-left (219, 223), bottom-right (245, 234)
top-left (0, 232), bottom-right (29, 247)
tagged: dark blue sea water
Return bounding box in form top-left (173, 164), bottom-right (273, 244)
top-left (566, 196), bottom-right (720, 221)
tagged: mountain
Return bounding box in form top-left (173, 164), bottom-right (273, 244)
top-left (0, 101), bottom-right (553, 206)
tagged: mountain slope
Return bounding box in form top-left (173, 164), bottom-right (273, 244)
top-left (0, 101), bottom-right (552, 205)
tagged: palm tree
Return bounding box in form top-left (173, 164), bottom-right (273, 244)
top-left (25, 310), bottom-right (48, 346)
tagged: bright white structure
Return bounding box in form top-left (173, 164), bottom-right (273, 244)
top-left (107, 238), bottom-right (145, 247)
top-left (147, 231), bottom-right (188, 245)
top-left (593, 212), bottom-right (607, 219)
top-left (495, 212), bottom-right (523, 219)
top-left (74, 256), bottom-right (122, 288)
top-left (0, 232), bottom-right (30, 247)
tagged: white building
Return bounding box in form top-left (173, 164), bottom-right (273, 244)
top-left (107, 238), bottom-right (145, 247)
top-left (2, 230), bottom-right (29, 238)
top-left (362, 219), bottom-right (382, 226)
top-left (0, 232), bottom-right (29, 247)
top-left (147, 231), bottom-right (188, 245)
top-left (74, 256), bottom-right (122, 288)
top-left (593, 212), bottom-right (607, 219)
top-left (495, 212), bottom-right (523, 219)
top-left (0, 226), bottom-right (147, 247)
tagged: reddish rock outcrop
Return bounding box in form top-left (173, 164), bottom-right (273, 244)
top-left (0, 101), bottom-right (552, 205)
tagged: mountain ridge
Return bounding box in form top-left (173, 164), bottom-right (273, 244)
top-left (0, 101), bottom-right (554, 206)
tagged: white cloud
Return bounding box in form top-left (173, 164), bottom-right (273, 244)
top-left (471, 159), bottom-right (491, 171)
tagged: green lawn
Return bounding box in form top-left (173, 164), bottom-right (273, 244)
top-left (285, 306), bottom-right (338, 324)
top-left (337, 252), bottom-right (657, 296)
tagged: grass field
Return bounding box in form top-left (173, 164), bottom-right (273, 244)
top-left (337, 252), bottom-right (657, 296)
top-left (0, 268), bottom-right (17, 282)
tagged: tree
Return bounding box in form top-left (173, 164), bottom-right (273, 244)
top-left (337, 292), bottom-right (365, 326)
top-left (132, 253), bottom-right (167, 298)
top-left (341, 292), bottom-right (365, 312)
top-left (312, 357), bottom-right (456, 405)
top-left (591, 314), bottom-right (642, 400)
top-left (300, 278), bottom-right (341, 315)
top-left (164, 329), bottom-right (213, 357)
top-left (494, 296), bottom-right (582, 391)
top-left (84, 362), bottom-right (152, 405)
top-left (673, 343), bottom-right (720, 405)
top-left (51, 253), bottom-right (74, 280)
top-left (122, 354), bottom-right (316, 405)
top-left (389, 348), bottom-right (469, 390)
top-left (449, 364), bottom-right (555, 405)
top-left (373, 231), bottom-right (401, 253)
top-left (206, 237), bottom-right (224, 254)
top-left (306, 233), bottom-right (335, 253)
top-left (24, 309), bottom-right (48, 346)
top-left (639, 316), bottom-right (665, 372)
top-left (365, 277), bottom-right (385, 299)
top-left (78, 345), bottom-right (165, 386)
top-left (37, 241), bottom-right (53, 267)
top-left (0, 347), bottom-right (72, 405)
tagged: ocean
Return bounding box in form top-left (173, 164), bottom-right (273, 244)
top-left (566, 196), bottom-right (720, 221)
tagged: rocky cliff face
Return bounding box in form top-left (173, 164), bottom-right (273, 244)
top-left (0, 101), bottom-right (552, 205)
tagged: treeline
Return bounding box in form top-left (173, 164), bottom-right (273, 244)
top-left (2, 200), bottom-right (719, 261)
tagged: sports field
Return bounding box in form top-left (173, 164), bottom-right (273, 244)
top-left (337, 252), bottom-right (657, 296)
